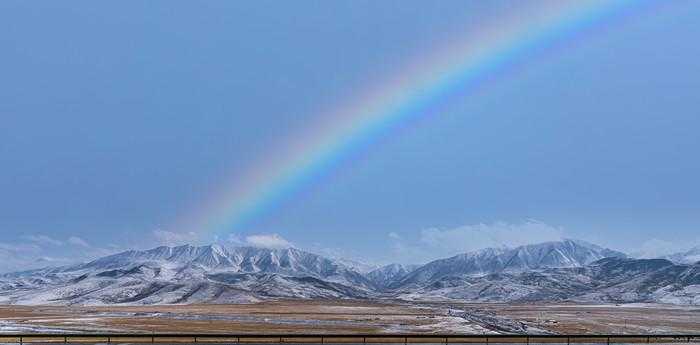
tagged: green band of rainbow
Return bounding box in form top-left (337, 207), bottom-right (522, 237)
top-left (176, 0), bottom-right (649, 237)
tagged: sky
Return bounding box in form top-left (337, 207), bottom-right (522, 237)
top-left (1, 1), bottom-right (699, 272)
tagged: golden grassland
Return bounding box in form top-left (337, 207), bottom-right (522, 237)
top-left (0, 300), bottom-right (698, 334)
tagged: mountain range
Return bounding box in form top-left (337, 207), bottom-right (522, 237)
top-left (0, 239), bottom-right (698, 306)
top-left (662, 245), bottom-right (700, 265)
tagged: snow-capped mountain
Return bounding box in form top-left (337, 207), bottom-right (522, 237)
top-left (0, 244), bottom-right (374, 305)
top-left (395, 257), bottom-right (700, 305)
top-left (331, 258), bottom-right (380, 274)
top-left (1, 240), bottom-right (697, 306)
top-left (74, 244), bottom-right (373, 288)
top-left (662, 245), bottom-right (700, 265)
top-left (575, 257), bottom-right (700, 304)
top-left (366, 264), bottom-right (419, 289)
top-left (391, 239), bottom-right (625, 289)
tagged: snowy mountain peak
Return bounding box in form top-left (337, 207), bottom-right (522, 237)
top-left (63, 244), bottom-right (369, 284)
top-left (663, 245), bottom-right (700, 264)
top-left (366, 263), bottom-right (419, 289)
top-left (391, 239), bottom-right (625, 289)
top-left (2, 239), bottom-right (697, 306)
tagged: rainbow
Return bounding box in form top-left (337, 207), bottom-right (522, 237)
top-left (177, 0), bottom-right (648, 237)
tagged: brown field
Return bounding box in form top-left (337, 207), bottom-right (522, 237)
top-left (0, 300), bottom-right (484, 334)
top-left (0, 300), bottom-right (698, 334)
top-left (427, 302), bottom-right (700, 334)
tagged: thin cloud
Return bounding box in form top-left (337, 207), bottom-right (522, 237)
top-left (68, 236), bottom-right (90, 248)
top-left (388, 220), bottom-right (564, 264)
top-left (630, 238), bottom-right (700, 259)
top-left (23, 234), bottom-right (63, 246)
top-left (224, 233), bottom-right (246, 246)
top-left (152, 229), bottom-right (200, 246)
top-left (35, 256), bottom-right (72, 264)
top-left (419, 219), bottom-right (563, 252)
top-left (631, 238), bottom-right (676, 259)
top-left (0, 242), bottom-right (44, 273)
top-left (245, 234), bottom-right (293, 249)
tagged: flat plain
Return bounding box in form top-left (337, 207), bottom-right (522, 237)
top-left (0, 300), bottom-right (698, 334)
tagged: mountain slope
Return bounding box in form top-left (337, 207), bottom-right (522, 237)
top-left (1, 240), bottom-right (697, 306)
top-left (70, 244), bottom-right (374, 289)
top-left (575, 257), bottom-right (700, 305)
top-left (0, 245), bottom-right (373, 305)
top-left (396, 257), bottom-right (700, 305)
top-left (663, 246), bottom-right (700, 265)
top-left (391, 239), bottom-right (625, 289)
top-left (366, 264), bottom-right (419, 289)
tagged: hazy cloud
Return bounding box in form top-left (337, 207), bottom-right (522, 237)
top-left (0, 242), bottom-right (44, 273)
top-left (629, 238), bottom-right (700, 259)
top-left (223, 233), bottom-right (246, 246)
top-left (23, 234), bottom-right (63, 246)
top-left (152, 229), bottom-right (200, 246)
top-left (68, 236), bottom-right (90, 248)
top-left (420, 220), bottom-right (563, 252)
top-left (304, 242), bottom-right (380, 269)
top-left (631, 238), bottom-right (676, 258)
top-left (35, 256), bottom-right (72, 264)
top-left (0, 242), bottom-right (41, 254)
top-left (388, 220), bottom-right (564, 264)
top-left (0, 238), bottom-right (124, 273)
top-left (222, 233), bottom-right (294, 249)
top-left (245, 234), bottom-right (293, 249)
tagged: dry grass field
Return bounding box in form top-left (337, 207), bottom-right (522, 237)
top-left (0, 300), bottom-right (698, 334)
top-left (427, 302), bottom-right (700, 334)
top-left (0, 300), bottom-right (485, 334)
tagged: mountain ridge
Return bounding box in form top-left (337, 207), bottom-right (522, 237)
top-left (390, 239), bottom-right (626, 289)
top-left (662, 245), bottom-right (700, 265)
top-left (1, 240), bottom-right (697, 306)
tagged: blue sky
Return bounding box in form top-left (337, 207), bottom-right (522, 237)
top-left (1, 1), bottom-right (699, 272)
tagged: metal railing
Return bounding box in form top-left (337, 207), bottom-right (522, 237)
top-left (0, 334), bottom-right (698, 344)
